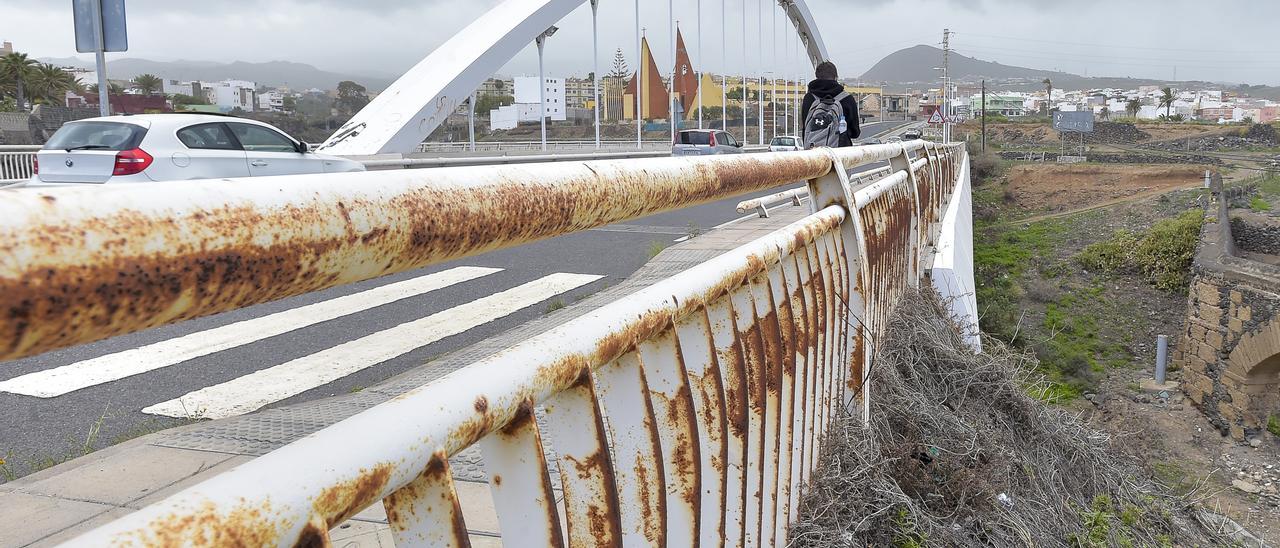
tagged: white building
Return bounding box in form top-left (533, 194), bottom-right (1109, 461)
top-left (513, 76), bottom-right (566, 122)
top-left (490, 105), bottom-right (519, 131)
top-left (258, 90), bottom-right (286, 112)
top-left (208, 80), bottom-right (257, 112)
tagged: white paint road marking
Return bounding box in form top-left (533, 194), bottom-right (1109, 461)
top-left (142, 272), bottom-right (604, 420)
top-left (0, 267), bottom-right (503, 398)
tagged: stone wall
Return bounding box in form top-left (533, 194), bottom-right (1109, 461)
top-left (1178, 272), bottom-right (1280, 438)
top-left (1175, 192), bottom-right (1280, 439)
top-left (1231, 216), bottom-right (1280, 256)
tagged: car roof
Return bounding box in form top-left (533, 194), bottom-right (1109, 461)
top-left (69, 114), bottom-right (274, 129)
top-left (679, 129), bottom-right (717, 133)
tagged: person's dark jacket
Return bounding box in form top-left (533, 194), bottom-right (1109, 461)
top-left (800, 79), bottom-right (861, 147)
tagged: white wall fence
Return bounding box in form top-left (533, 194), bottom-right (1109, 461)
top-left (0, 142), bottom-right (974, 547)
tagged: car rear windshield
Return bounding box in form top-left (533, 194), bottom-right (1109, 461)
top-left (771, 137), bottom-right (795, 146)
top-left (678, 132), bottom-right (712, 145)
top-left (43, 122), bottom-right (147, 151)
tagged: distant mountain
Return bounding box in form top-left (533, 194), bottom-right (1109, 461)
top-left (856, 45), bottom-right (1224, 94)
top-left (37, 57), bottom-right (393, 91)
top-left (859, 45), bottom-right (1075, 85)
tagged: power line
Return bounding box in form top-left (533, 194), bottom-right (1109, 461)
top-left (953, 43), bottom-right (1280, 71)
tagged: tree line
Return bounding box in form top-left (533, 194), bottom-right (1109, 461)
top-left (0, 49), bottom-right (177, 112)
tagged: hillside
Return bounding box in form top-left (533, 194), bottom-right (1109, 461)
top-left (856, 45), bottom-right (1228, 94)
top-left (859, 45), bottom-right (1075, 83)
top-left (38, 57), bottom-right (393, 92)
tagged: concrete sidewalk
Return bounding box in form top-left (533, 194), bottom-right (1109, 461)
top-left (0, 199), bottom-right (815, 547)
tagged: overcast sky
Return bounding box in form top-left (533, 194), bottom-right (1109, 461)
top-left (4, 0), bottom-right (1280, 86)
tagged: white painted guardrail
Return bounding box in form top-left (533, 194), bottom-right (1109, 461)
top-left (735, 166), bottom-right (894, 218)
top-left (0, 142), bottom-right (974, 547)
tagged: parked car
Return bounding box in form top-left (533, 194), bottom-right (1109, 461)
top-left (768, 135), bottom-right (801, 152)
top-left (902, 128), bottom-right (923, 140)
top-left (30, 114), bottom-right (364, 185)
top-left (672, 129), bottom-right (744, 156)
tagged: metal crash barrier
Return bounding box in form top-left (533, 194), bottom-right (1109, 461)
top-left (0, 141), bottom-right (974, 546)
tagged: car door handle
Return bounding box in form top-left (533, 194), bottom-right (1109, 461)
top-left (251, 160), bottom-right (269, 167)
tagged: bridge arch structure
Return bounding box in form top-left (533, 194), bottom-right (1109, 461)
top-left (317, 0), bottom-right (830, 155)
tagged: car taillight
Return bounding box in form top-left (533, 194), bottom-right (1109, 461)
top-left (32, 156), bottom-right (38, 175)
top-left (709, 133), bottom-right (717, 147)
top-left (113, 148), bottom-right (153, 176)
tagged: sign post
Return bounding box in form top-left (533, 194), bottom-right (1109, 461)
top-left (73, 0), bottom-right (128, 117)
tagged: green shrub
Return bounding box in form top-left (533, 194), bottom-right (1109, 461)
top-left (1077, 230), bottom-right (1139, 273)
top-left (1134, 210), bottom-right (1205, 290)
top-left (1250, 197), bottom-right (1272, 212)
top-left (1268, 415), bottom-right (1280, 437)
top-left (1074, 210), bottom-right (1203, 291)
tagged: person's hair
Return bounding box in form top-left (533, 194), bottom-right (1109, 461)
top-left (815, 61), bottom-right (838, 80)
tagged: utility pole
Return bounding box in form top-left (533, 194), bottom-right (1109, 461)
top-left (741, 0), bottom-right (747, 144)
top-left (669, 0), bottom-right (676, 142)
top-left (635, 0), bottom-right (642, 149)
top-left (697, 0), bottom-right (703, 129)
top-left (942, 28), bottom-right (952, 144)
top-left (756, 0), bottom-right (764, 145)
top-left (591, 0), bottom-right (601, 149)
top-left (721, 0), bottom-right (727, 131)
top-left (981, 80), bottom-right (986, 153)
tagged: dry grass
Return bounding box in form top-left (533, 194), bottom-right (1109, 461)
top-left (788, 289), bottom-right (1229, 547)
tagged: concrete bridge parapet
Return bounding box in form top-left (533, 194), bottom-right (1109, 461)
top-left (1175, 182), bottom-right (1280, 439)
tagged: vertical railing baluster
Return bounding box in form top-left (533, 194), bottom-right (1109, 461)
top-left (638, 327), bottom-right (702, 545)
top-left (477, 401), bottom-right (565, 548)
top-left (384, 455), bottom-right (472, 548)
top-left (741, 273), bottom-right (773, 548)
top-left (760, 266), bottom-right (791, 548)
top-left (722, 285), bottom-right (756, 547)
top-left (675, 308), bottom-right (730, 548)
top-left (594, 352), bottom-right (667, 547)
top-left (542, 371), bottom-right (624, 547)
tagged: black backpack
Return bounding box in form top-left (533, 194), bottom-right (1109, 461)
top-left (804, 91), bottom-right (850, 149)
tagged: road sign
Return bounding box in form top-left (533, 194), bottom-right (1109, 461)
top-left (928, 110), bottom-right (945, 124)
top-left (73, 0), bottom-right (128, 53)
top-left (1052, 111), bottom-right (1094, 133)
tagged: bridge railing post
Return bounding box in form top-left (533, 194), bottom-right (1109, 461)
top-left (806, 150), bottom-right (870, 422)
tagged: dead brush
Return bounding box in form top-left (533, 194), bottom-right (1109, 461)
top-left (788, 289), bottom-right (1229, 547)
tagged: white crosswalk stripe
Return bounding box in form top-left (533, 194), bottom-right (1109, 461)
top-left (142, 272), bottom-right (603, 420)
top-left (0, 266), bottom-right (502, 398)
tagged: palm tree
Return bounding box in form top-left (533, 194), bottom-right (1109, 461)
top-left (0, 52), bottom-right (37, 111)
top-left (88, 82), bottom-right (126, 95)
top-left (1125, 98), bottom-right (1141, 119)
top-left (1042, 78), bottom-right (1053, 114)
top-left (27, 63), bottom-right (77, 105)
top-left (130, 73), bottom-right (163, 96)
top-left (1158, 87), bottom-right (1175, 119)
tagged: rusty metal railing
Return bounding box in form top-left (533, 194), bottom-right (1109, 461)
top-left (734, 166), bottom-right (893, 218)
top-left (4, 141), bottom-right (973, 546)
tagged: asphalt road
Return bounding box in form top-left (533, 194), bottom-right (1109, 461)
top-left (0, 121), bottom-right (905, 480)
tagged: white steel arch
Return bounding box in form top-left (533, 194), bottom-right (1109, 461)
top-left (318, 0), bottom-right (829, 155)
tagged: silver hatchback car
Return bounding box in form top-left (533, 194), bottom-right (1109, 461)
top-left (671, 129), bottom-right (744, 156)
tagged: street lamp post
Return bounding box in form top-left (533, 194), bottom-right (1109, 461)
top-left (536, 26), bottom-right (558, 152)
